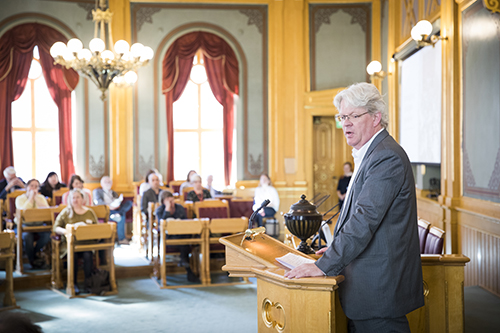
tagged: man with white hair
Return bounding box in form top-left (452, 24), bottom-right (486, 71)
top-left (0, 166), bottom-right (25, 200)
top-left (93, 176), bottom-right (133, 245)
top-left (285, 83), bottom-right (424, 332)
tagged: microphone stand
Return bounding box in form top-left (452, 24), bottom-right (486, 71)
top-left (313, 194), bottom-right (331, 209)
top-left (240, 199), bottom-right (270, 246)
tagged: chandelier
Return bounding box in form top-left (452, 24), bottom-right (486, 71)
top-left (50, 0), bottom-right (154, 100)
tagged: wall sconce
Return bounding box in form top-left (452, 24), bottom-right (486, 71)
top-left (366, 60), bottom-right (389, 79)
top-left (411, 20), bottom-right (447, 48)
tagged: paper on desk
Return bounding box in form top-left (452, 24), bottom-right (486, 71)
top-left (276, 253), bottom-right (315, 270)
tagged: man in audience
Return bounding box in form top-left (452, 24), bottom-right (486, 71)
top-left (93, 176), bottom-right (133, 245)
top-left (141, 172), bottom-right (162, 215)
top-left (0, 166), bottom-right (25, 200)
top-left (285, 83), bottom-right (423, 332)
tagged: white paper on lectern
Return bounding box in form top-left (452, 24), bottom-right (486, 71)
top-left (276, 253), bottom-right (315, 270)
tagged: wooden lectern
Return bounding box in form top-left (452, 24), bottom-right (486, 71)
top-left (221, 232), bottom-right (470, 333)
top-left (220, 232), bottom-right (347, 332)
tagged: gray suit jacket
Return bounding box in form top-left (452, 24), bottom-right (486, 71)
top-left (316, 129), bottom-right (424, 320)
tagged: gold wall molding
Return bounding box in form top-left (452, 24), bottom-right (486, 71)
top-left (483, 0), bottom-right (500, 14)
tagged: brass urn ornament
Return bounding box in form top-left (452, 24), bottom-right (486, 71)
top-left (284, 194), bottom-right (323, 254)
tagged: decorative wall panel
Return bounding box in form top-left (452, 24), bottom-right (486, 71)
top-left (309, 3), bottom-right (371, 91)
top-left (462, 2), bottom-right (500, 203)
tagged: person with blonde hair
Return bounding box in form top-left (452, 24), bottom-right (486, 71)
top-left (54, 189), bottom-right (98, 294)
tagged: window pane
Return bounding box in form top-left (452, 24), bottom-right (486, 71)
top-left (11, 80), bottom-right (32, 128)
top-left (174, 132), bottom-right (199, 181)
top-left (12, 131), bottom-right (33, 179)
top-left (34, 75), bottom-right (58, 129)
top-left (190, 64), bottom-right (207, 84)
top-left (173, 80), bottom-right (198, 129)
top-left (200, 82), bottom-right (223, 130)
top-left (200, 131), bottom-right (224, 189)
top-left (35, 131), bottom-right (61, 181)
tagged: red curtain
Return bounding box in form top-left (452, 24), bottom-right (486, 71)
top-left (0, 23), bottom-right (78, 183)
top-left (162, 31), bottom-right (239, 186)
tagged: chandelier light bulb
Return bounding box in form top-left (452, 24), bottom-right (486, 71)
top-left (366, 60), bottom-right (382, 75)
top-left (114, 40), bottom-right (130, 55)
top-left (77, 48), bottom-right (92, 61)
top-left (113, 76), bottom-right (124, 84)
top-left (50, 42), bottom-right (67, 58)
top-left (28, 59), bottom-right (43, 80)
top-left (67, 38), bottom-right (83, 53)
top-left (89, 38), bottom-right (105, 53)
top-left (62, 48), bottom-right (75, 61)
top-left (130, 43), bottom-right (144, 58)
top-left (121, 52), bottom-right (132, 61)
top-left (124, 71), bottom-right (138, 84)
top-left (101, 50), bottom-right (114, 62)
top-left (140, 46), bottom-right (154, 61)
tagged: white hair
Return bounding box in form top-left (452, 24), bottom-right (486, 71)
top-left (191, 174), bottom-right (202, 182)
top-left (333, 82), bottom-right (388, 128)
top-left (3, 166), bottom-right (15, 178)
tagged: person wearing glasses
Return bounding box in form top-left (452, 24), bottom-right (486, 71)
top-left (285, 82), bottom-right (423, 332)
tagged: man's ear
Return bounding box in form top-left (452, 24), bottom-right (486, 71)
top-left (373, 112), bottom-right (382, 127)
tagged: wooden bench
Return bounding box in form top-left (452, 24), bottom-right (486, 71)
top-left (0, 230), bottom-right (17, 310)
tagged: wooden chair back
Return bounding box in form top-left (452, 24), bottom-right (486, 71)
top-left (52, 188), bottom-right (69, 206)
top-left (417, 219), bottom-right (431, 254)
top-left (229, 198), bottom-right (254, 218)
top-left (208, 217), bottom-right (248, 235)
top-left (5, 190), bottom-right (25, 222)
top-left (146, 201), bottom-right (160, 261)
top-left (424, 226), bottom-right (445, 255)
top-left (62, 222), bottom-right (117, 297)
top-left (169, 180), bottom-right (184, 194)
top-left (232, 187), bottom-right (256, 199)
top-left (0, 231), bottom-right (16, 308)
top-left (182, 187), bottom-right (194, 201)
top-left (194, 200), bottom-right (229, 219)
top-left (90, 205), bottom-right (110, 223)
top-left (157, 218), bottom-right (209, 288)
top-left (15, 207), bottom-right (54, 274)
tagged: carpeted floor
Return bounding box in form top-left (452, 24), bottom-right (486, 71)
top-left (11, 276), bottom-right (258, 333)
top-left (6, 281), bottom-right (500, 333)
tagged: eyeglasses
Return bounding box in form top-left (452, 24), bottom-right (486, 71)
top-left (335, 111), bottom-right (370, 123)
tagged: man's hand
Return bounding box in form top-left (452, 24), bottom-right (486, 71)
top-left (284, 263), bottom-right (325, 279)
top-left (316, 247), bottom-right (328, 255)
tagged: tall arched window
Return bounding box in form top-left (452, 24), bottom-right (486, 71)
top-left (11, 46), bottom-right (61, 180)
top-left (173, 50), bottom-right (228, 189)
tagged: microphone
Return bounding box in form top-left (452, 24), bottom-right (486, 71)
top-left (249, 199), bottom-right (271, 229)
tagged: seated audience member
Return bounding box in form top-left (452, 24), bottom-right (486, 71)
top-left (0, 312), bottom-right (43, 333)
top-left (139, 169), bottom-right (164, 197)
top-left (155, 190), bottom-right (199, 283)
top-left (39, 172), bottom-right (66, 199)
top-left (141, 172), bottom-right (162, 215)
top-left (54, 189), bottom-right (98, 294)
top-left (93, 176), bottom-right (133, 245)
top-left (179, 170), bottom-right (197, 194)
top-left (253, 174), bottom-right (280, 227)
top-left (186, 174), bottom-right (211, 202)
top-left (15, 179), bottom-right (51, 269)
top-left (0, 166), bottom-right (25, 200)
top-left (62, 174), bottom-right (92, 206)
top-left (205, 175), bottom-right (220, 198)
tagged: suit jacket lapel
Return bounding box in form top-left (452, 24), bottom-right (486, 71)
top-left (333, 129), bottom-right (389, 237)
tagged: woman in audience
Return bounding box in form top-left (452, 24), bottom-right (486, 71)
top-left (179, 170), bottom-right (197, 194)
top-left (155, 190), bottom-right (199, 283)
top-left (336, 161), bottom-right (353, 210)
top-left (253, 174), bottom-right (280, 227)
top-left (15, 178), bottom-right (51, 269)
top-left (40, 171), bottom-right (66, 198)
top-left (186, 174), bottom-right (211, 202)
top-left (62, 174), bottom-right (92, 206)
top-left (54, 189), bottom-right (98, 294)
